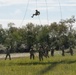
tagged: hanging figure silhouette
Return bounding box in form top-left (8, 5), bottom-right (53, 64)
top-left (31, 10), bottom-right (40, 18)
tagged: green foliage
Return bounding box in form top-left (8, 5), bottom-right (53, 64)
top-left (0, 16), bottom-right (76, 52)
top-left (36, 25), bottom-right (49, 43)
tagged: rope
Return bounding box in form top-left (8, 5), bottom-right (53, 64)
top-left (45, 0), bottom-right (49, 25)
top-left (36, 0), bottom-right (37, 9)
top-left (58, 0), bottom-right (63, 21)
top-left (36, 0), bottom-right (42, 25)
top-left (20, 0), bottom-right (30, 26)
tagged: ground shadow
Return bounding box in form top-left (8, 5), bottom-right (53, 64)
top-left (36, 60), bottom-right (76, 75)
top-left (15, 59), bottom-right (76, 66)
top-left (37, 63), bottom-right (57, 75)
top-left (13, 59), bottom-right (76, 75)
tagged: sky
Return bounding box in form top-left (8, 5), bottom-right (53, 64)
top-left (0, 0), bottom-right (76, 28)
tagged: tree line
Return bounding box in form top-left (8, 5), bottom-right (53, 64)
top-left (0, 16), bottom-right (76, 53)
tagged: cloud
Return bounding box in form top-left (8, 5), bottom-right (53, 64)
top-left (0, 0), bottom-right (57, 6)
top-left (68, 0), bottom-right (76, 3)
top-left (60, 3), bottom-right (76, 7)
top-left (10, 9), bottom-right (22, 17)
top-left (29, 0), bottom-right (76, 11)
top-left (0, 0), bottom-right (76, 7)
top-left (39, 3), bottom-right (76, 7)
top-left (0, 18), bottom-right (59, 28)
top-left (1, 18), bottom-right (76, 29)
top-left (0, 0), bottom-right (29, 6)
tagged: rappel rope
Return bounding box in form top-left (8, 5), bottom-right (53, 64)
top-left (20, 0), bottom-right (30, 26)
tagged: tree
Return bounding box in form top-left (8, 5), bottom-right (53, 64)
top-left (36, 25), bottom-right (49, 45)
top-left (64, 16), bottom-right (76, 47)
top-left (8, 22), bottom-right (15, 28)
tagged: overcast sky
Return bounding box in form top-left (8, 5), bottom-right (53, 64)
top-left (0, 0), bottom-right (76, 28)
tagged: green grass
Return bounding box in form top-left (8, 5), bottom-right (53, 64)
top-left (0, 54), bottom-right (76, 75)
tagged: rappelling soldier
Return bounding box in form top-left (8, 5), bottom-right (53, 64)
top-left (31, 10), bottom-right (40, 18)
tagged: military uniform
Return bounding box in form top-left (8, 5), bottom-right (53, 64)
top-left (30, 48), bottom-right (35, 59)
top-left (5, 46), bottom-right (11, 60)
top-left (31, 10), bottom-right (40, 18)
top-left (69, 47), bottom-right (73, 56)
top-left (39, 47), bottom-right (44, 61)
top-left (61, 45), bottom-right (65, 56)
top-left (51, 47), bottom-right (54, 56)
top-left (44, 45), bottom-right (49, 58)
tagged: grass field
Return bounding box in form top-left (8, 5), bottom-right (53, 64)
top-left (0, 54), bottom-right (76, 75)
